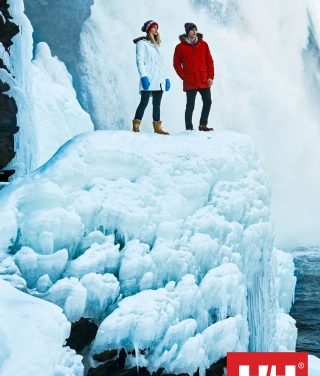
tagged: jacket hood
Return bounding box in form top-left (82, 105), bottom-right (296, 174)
top-left (179, 33), bottom-right (203, 43)
top-left (133, 36), bottom-right (148, 44)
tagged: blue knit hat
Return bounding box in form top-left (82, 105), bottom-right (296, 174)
top-left (141, 20), bottom-right (158, 33)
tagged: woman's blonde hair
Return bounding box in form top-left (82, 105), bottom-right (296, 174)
top-left (147, 31), bottom-right (161, 46)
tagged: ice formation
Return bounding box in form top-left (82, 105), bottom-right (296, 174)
top-left (1, 0), bottom-right (93, 175)
top-left (0, 130), bottom-right (297, 374)
top-left (31, 42), bottom-right (94, 167)
top-left (1, 0), bottom-right (36, 175)
top-left (4, 0), bottom-right (320, 374)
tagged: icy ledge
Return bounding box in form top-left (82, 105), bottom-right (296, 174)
top-left (0, 130), bottom-right (296, 375)
top-left (0, 279), bottom-right (83, 376)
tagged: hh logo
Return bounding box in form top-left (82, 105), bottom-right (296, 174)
top-left (227, 352), bottom-right (308, 376)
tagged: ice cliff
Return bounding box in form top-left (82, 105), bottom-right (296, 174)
top-left (0, 130), bottom-right (297, 375)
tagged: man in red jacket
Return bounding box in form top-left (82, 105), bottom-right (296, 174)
top-left (173, 23), bottom-right (214, 131)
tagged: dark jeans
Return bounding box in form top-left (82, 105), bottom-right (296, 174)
top-left (134, 90), bottom-right (163, 121)
top-left (185, 88), bottom-right (212, 130)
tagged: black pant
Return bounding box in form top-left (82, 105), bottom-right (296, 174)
top-left (134, 90), bottom-right (163, 121)
top-left (185, 88), bottom-right (212, 130)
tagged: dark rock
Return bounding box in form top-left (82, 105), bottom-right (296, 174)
top-left (0, 80), bottom-right (18, 131)
top-left (0, 169), bottom-right (14, 182)
top-left (206, 357), bottom-right (226, 376)
top-left (0, 132), bottom-right (15, 171)
top-left (0, 1), bottom-right (19, 175)
top-left (0, 58), bottom-right (9, 73)
top-left (66, 317), bottom-right (98, 354)
top-left (0, 79), bottom-right (18, 171)
top-left (0, 0), bottom-right (20, 52)
top-left (93, 349), bottom-right (118, 362)
top-left (0, 80), bottom-right (10, 92)
top-left (88, 348), bottom-right (226, 376)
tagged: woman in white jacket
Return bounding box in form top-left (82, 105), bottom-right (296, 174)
top-left (132, 20), bottom-right (170, 135)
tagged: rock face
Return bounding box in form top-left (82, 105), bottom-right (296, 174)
top-left (0, 0), bottom-right (19, 178)
top-left (0, 1), bottom-right (19, 51)
top-left (66, 318), bottom-right (98, 354)
top-left (0, 81), bottom-right (18, 171)
top-left (87, 351), bottom-right (226, 376)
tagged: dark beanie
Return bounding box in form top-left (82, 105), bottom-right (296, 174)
top-left (184, 22), bottom-right (197, 34)
top-left (141, 20), bottom-right (159, 33)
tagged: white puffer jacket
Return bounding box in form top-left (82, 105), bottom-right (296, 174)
top-left (135, 38), bottom-right (166, 92)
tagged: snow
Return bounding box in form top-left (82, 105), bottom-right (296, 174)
top-left (0, 279), bottom-right (83, 376)
top-left (309, 355), bottom-right (320, 376)
top-left (0, 130), bottom-right (297, 373)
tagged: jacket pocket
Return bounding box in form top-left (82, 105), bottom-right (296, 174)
top-left (184, 69), bottom-right (196, 85)
top-left (200, 69), bottom-right (208, 83)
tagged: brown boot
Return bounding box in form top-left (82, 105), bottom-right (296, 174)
top-left (199, 124), bottom-right (213, 132)
top-left (153, 121), bottom-right (169, 135)
top-left (132, 119), bottom-right (141, 132)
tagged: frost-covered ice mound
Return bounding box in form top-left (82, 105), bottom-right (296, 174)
top-left (0, 130), bottom-right (297, 375)
top-left (0, 279), bottom-right (83, 376)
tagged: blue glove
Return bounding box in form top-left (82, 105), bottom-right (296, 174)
top-left (165, 78), bottom-right (171, 91)
top-left (141, 76), bottom-right (150, 90)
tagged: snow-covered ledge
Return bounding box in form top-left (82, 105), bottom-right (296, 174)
top-left (0, 130), bottom-right (296, 375)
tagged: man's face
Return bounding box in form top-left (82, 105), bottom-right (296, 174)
top-left (188, 28), bottom-right (197, 39)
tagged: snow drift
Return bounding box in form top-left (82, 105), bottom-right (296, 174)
top-left (0, 279), bottom-right (83, 376)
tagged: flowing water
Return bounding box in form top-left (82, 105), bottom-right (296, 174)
top-left (290, 247), bottom-right (320, 356)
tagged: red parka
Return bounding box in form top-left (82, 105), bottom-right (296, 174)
top-left (173, 33), bottom-right (214, 91)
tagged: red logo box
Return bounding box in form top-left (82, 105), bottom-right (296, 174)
top-left (227, 352), bottom-right (308, 376)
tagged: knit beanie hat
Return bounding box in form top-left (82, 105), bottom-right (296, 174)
top-left (184, 22), bottom-right (197, 34)
top-left (141, 20), bottom-right (159, 33)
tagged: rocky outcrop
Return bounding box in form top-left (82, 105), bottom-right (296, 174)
top-left (0, 80), bottom-right (18, 171)
top-left (0, 0), bottom-right (19, 179)
top-left (0, 0), bottom-right (19, 51)
top-left (87, 351), bottom-right (226, 376)
top-left (66, 317), bottom-right (98, 354)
